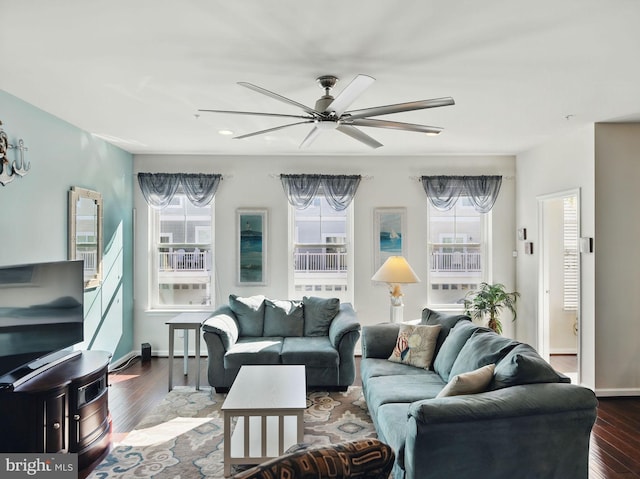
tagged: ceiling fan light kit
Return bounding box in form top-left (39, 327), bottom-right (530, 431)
top-left (199, 74), bottom-right (454, 149)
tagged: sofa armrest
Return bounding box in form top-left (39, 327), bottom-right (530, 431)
top-left (403, 383), bottom-right (597, 479)
top-left (328, 303), bottom-right (361, 349)
top-left (202, 305), bottom-right (239, 350)
top-left (361, 323), bottom-right (400, 359)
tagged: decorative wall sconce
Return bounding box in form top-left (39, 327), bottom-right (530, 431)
top-left (517, 228), bottom-right (527, 241)
top-left (524, 242), bottom-right (534, 255)
top-left (0, 120), bottom-right (31, 187)
top-left (580, 237), bottom-right (594, 254)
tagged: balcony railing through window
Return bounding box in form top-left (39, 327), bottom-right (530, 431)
top-left (159, 249), bottom-right (208, 272)
top-left (293, 250), bottom-right (347, 273)
top-left (430, 248), bottom-right (482, 272)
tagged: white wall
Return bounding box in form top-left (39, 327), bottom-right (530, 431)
top-left (133, 154), bottom-right (515, 356)
top-left (516, 125), bottom-right (596, 389)
top-left (594, 123), bottom-right (640, 395)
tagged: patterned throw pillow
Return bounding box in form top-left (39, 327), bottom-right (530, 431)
top-left (388, 324), bottom-right (441, 369)
top-left (436, 363), bottom-right (496, 398)
top-left (231, 438), bottom-right (394, 479)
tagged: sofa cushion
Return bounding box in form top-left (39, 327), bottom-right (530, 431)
top-left (437, 363), bottom-right (496, 398)
top-left (303, 296), bottom-right (340, 336)
top-left (375, 403), bottom-right (410, 470)
top-left (365, 374), bottom-right (446, 412)
top-left (224, 337), bottom-right (283, 369)
top-left (388, 324), bottom-right (441, 370)
top-left (360, 358), bottom-right (432, 385)
top-left (490, 343), bottom-right (570, 390)
top-left (281, 337), bottom-right (339, 367)
top-left (448, 330), bottom-right (518, 379)
top-left (433, 320), bottom-right (484, 382)
top-left (421, 308), bottom-right (472, 359)
top-left (229, 294), bottom-right (265, 337)
top-left (263, 299), bottom-right (304, 337)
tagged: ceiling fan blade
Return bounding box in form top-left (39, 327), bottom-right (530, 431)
top-left (238, 82), bottom-right (321, 117)
top-left (198, 109), bottom-right (313, 120)
top-left (299, 126), bottom-right (323, 148)
top-left (324, 74), bottom-right (375, 116)
top-left (349, 118), bottom-right (443, 135)
top-left (345, 97), bottom-right (455, 120)
top-left (234, 120), bottom-right (314, 140)
top-left (336, 125), bottom-right (383, 149)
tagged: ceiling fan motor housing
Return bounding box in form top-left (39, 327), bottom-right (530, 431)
top-left (315, 75), bottom-right (339, 114)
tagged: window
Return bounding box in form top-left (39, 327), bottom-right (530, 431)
top-left (150, 188), bottom-right (214, 309)
top-left (563, 196), bottom-right (578, 311)
top-left (427, 197), bottom-right (489, 307)
top-left (289, 191), bottom-right (353, 302)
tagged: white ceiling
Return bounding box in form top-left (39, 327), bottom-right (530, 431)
top-left (2, 0), bottom-right (640, 156)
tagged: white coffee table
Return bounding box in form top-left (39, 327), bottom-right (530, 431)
top-left (222, 365), bottom-right (306, 476)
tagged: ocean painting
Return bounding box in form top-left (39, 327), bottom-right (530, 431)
top-left (379, 212), bottom-right (403, 254)
top-left (239, 212), bottom-right (265, 284)
top-left (375, 208), bottom-right (406, 269)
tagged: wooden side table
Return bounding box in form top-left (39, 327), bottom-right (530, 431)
top-left (166, 312), bottom-right (211, 391)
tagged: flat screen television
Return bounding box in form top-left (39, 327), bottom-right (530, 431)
top-left (0, 260), bottom-right (84, 388)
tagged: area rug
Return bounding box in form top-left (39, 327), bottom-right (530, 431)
top-left (88, 386), bottom-right (376, 478)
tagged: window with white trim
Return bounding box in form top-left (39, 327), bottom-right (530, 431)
top-left (427, 197), bottom-right (489, 307)
top-left (289, 192), bottom-right (353, 303)
top-left (150, 187), bottom-right (214, 309)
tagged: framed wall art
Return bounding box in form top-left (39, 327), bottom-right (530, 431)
top-left (237, 208), bottom-right (268, 285)
top-left (374, 207), bottom-right (407, 271)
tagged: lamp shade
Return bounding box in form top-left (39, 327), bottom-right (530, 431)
top-left (371, 256), bottom-right (420, 284)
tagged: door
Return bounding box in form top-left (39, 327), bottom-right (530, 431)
top-left (538, 189), bottom-right (580, 384)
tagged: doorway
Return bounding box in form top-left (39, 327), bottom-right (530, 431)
top-left (537, 189), bottom-right (580, 384)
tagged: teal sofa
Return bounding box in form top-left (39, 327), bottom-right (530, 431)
top-left (202, 295), bottom-right (360, 392)
top-left (360, 309), bottom-right (598, 479)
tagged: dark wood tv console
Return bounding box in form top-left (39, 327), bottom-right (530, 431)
top-left (0, 350), bottom-right (112, 472)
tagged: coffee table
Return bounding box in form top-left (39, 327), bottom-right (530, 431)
top-left (222, 365), bottom-right (306, 476)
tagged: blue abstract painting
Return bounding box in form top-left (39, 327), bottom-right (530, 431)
top-left (379, 212), bottom-right (403, 253)
top-left (239, 213), bottom-right (264, 283)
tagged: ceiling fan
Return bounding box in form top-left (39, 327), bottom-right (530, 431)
top-left (198, 74), bottom-right (455, 149)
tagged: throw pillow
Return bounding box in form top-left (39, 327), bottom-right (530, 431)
top-left (448, 329), bottom-right (518, 379)
top-left (490, 343), bottom-right (570, 390)
top-left (421, 308), bottom-right (472, 361)
top-left (229, 294), bottom-right (265, 337)
top-left (433, 320), bottom-right (485, 382)
top-left (263, 299), bottom-right (304, 337)
top-left (436, 363), bottom-right (496, 398)
top-left (303, 296), bottom-right (340, 337)
top-left (388, 324), bottom-right (441, 370)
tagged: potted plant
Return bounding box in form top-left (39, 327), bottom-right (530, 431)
top-left (463, 282), bottom-right (519, 334)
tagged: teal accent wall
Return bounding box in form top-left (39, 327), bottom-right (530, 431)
top-left (0, 90), bottom-right (134, 364)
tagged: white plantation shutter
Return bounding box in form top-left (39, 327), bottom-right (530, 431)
top-left (563, 196), bottom-right (578, 311)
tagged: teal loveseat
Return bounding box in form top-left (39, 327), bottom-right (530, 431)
top-left (360, 309), bottom-right (598, 479)
top-left (202, 295), bottom-right (360, 392)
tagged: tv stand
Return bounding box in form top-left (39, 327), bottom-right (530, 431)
top-left (0, 350), bottom-right (84, 391)
top-left (0, 350), bottom-right (112, 473)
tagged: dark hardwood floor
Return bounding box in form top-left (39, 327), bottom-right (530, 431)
top-left (105, 356), bottom-right (640, 478)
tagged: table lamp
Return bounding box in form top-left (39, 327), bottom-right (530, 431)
top-left (371, 256), bottom-right (420, 322)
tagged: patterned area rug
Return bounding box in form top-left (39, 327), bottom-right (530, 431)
top-left (89, 386), bottom-right (376, 478)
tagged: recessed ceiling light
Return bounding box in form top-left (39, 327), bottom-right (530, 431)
top-left (218, 129), bottom-right (234, 136)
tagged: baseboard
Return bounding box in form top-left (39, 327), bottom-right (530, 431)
top-left (595, 387), bottom-right (640, 397)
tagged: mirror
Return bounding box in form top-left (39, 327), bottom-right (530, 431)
top-left (68, 187), bottom-right (103, 289)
